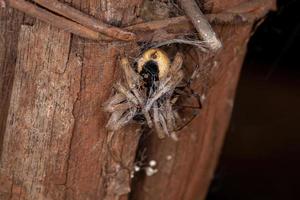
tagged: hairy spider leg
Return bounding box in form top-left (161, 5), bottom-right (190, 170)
top-left (172, 85), bottom-right (203, 132)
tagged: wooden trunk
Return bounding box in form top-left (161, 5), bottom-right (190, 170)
top-left (0, 0), bottom-right (275, 200)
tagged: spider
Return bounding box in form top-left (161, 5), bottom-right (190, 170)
top-left (104, 48), bottom-right (200, 139)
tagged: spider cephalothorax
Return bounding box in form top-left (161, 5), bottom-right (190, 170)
top-left (104, 48), bottom-right (186, 139)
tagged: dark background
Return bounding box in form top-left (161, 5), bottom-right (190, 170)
top-left (207, 0), bottom-right (300, 199)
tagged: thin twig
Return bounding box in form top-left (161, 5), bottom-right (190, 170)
top-left (126, 16), bottom-right (193, 33)
top-left (127, 0), bottom-right (276, 32)
top-left (126, 0), bottom-right (275, 42)
top-left (7, 0), bottom-right (275, 43)
top-left (8, 0), bottom-right (110, 41)
top-left (151, 39), bottom-right (208, 51)
top-left (126, 13), bottom-right (263, 34)
top-left (33, 0), bottom-right (136, 41)
top-left (178, 0), bottom-right (222, 51)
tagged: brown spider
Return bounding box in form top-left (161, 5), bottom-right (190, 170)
top-left (104, 48), bottom-right (192, 139)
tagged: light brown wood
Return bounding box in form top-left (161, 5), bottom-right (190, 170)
top-left (0, 1), bottom-right (143, 199)
top-left (0, 0), bottom-right (275, 199)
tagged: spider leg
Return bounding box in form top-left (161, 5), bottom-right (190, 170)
top-left (119, 57), bottom-right (146, 107)
top-left (120, 57), bottom-right (154, 128)
top-left (106, 107), bottom-right (137, 131)
top-left (145, 73), bottom-right (182, 112)
top-left (176, 62), bottom-right (203, 110)
top-left (170, 86), bottom-right (202, 131)
top-left (143, 53), bottom-right (184, 133)
top-left (152, 102), bottom-right (166, 139)
top-left (145, 81), bottom-right (171, 111)
top-left (112, 84), bottom-right (153, 128)
top-left (146, 53), bottom-right (184, 110)
top-left (103, 93), bottom-right (132, 112)
top-left (173, 110), bottom-right (183, 126)
top-left (158, 111), bottom-right (169, 136)
top-left (174, 87), bottom-right (203, 110)
top-left (175, 112), bottom-right (198, 132)
top-left (106, 102), bottom-right (135, 112)
top-left (169, 53), bottom-right (195, 134)
top-left (165, 99), bottom-right (176, 132)
top-left (158, 104), bottom-right (179, 141)
top-left (189, 65), bottom-right (200, 84)
top-left (132, 88), bottom-right (152, 128)
top-left (106, 83), bottom-right (140, 130)
top-left (131, 88), bottom-right (153, 128)
top-left (169, 52), bottom-right (184, 75)
top-left (120, 57), bottom-right (140, 88)
top-left (129, 85), bottom-right (153, 128)
top-left (114, 82), bottom-right (139, 105)
top-left (130, 87), bottom-right (153, 128)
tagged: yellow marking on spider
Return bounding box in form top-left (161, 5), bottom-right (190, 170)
top-left (137, 48), bottom-right (170, 79)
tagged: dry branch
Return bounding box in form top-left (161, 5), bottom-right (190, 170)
top-left (127, 0), bottom-right (276, 42)
top-left (32, 0), bottom-right (136, 41)
top-left (7, 0), bottom-right (275, 43)
top-left (179, 0), bottom-right (222, 51)
top-left (8, 0), bottom-right (109, 41)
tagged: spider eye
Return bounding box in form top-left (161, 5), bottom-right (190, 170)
top-left (137, 48), bottom-right (170, 79)
top-left (151, 53), bottom-right (157, 59)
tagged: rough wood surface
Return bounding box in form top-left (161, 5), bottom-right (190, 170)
top-left (0, 0), bottom-right (143, 199)
top-left (0, 0), bottom-right (275, 200)
top-left (0, 22), bottom-right (79, 199)
top-left (0, 5), bottom-right (24, 161)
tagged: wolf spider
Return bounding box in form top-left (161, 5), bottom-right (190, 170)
top-left (104, 48), bottom-right (200, 139)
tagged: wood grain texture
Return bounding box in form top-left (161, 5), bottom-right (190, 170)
top-left (0, 0), bottom-right (274, 199)
top-left (0, 6), bottom-right (24, 161)
top-left (62, 1), bottom-right (143, 199)
top-left (0, 0), bottom-right (143, 199)
top-left (0, 21), bottom-right (79, 200)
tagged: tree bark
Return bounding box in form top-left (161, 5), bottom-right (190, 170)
top-left (0, 1), bottom-right (143, 199)
top-left (0, 0), bottom-right (275, 200)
